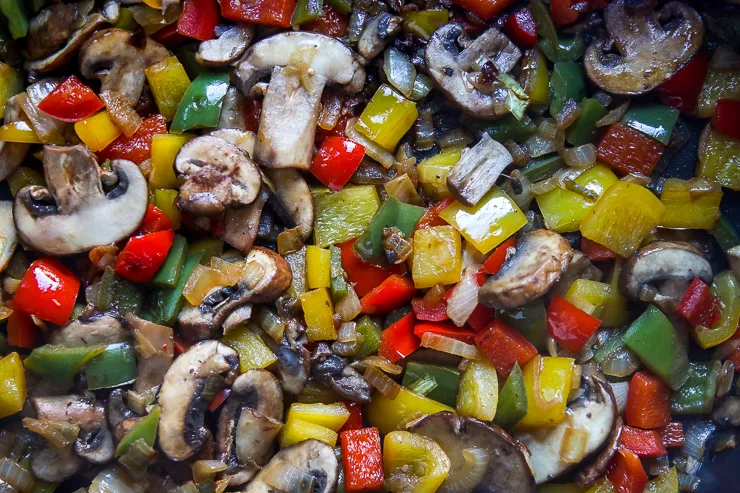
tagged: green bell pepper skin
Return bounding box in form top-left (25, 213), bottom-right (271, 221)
top-left (497, 301), bottom-right (548, 351)
top-left (593, 328), bottom-right (631, 365)
top-left (529, 0), bottom-right (557, 45)
top-left (86, 343), bottom-right (137, 390)
top-left (152, 235), bottom-right (188, 288)
top-left (493, 363), bottom-right (527, 431)
top-left (24, 345), bottom-right (106, 389)
top-left (522, 155), bottom-right (564, 183)
top-left (0, 0), bottom-right (28, 39)
top-left (113, 7), bottom-right (138, 31)
top-left (147, 251), bottom-right (205, 326)
top-left (356, 315), bottom-right (383, 357)
top-left (329, 245), bottom-right (349, 302)
top-left (550, 62), bottom-right (586, 117)
top-left (467, 114), bottom-right (538, 143)
top-left (402, 362), bottom-right (460, 407)
top-left (97, 267), bottom-right (143, 317)
top-left (292, 0), bottom-right (323, 25)
top-left (670, 362), bottom-right (720, 415)
top-left (622, 104), bottom-right (680, 145)
top-left (539, 35), bottom-right (585, 63)
top-left (115, 405), bottom-right (161, 457)
top-left (566, 98), bottom-right (608, 146)
top-left (353, 196), bottom-right (426, 266)
top-left (622, 305), bottom-right (690, 390)
top-left (711, 215), bottom-right (740, 252)
top-left (327, 0), bottom-right (351, 14)
top-left (171, 72), bottom-right (230, 134)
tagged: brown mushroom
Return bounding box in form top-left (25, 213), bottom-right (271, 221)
top-left (265, 169), bottom-right (315, 240)
top-left (358, 13), bottom-right (403, 59)
top-left (51, 315), bottom-right (129, 347)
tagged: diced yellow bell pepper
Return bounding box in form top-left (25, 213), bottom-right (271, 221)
top-left (0, 62), bottom-right (23, 120)
top-left (153, 188), bottom-right (181, 230)
top-left (417, 147), bottom-right (461, 201)
top-left (457, 359), bottom-right (498, 421)
top-left (222, 325), bottom-right (277, 372)
top-left (74, 111), bottom-right (122, 152)
top-left (580, 182), bottom-right (666, 258)
top-left (356, 84), bottom-right (418, 151)
top-left (306, 245), bottom-right (331, 290)
top-left (695, 67), bottom-right (740, 119)
top-left (286, 402), bottom-right (350, 431)
top-left (145, 56), bottom-right (191, 121)
top-left (518, 356), bottom-right (575, 428)
top-left (523, 48), bottom-right (550, 106)
top-left (600, 259), bottom-right (630, 328)
top-left (644, 467), bottom-right (678, 493)
top-left (183, 264), bottom-right (226, 305)
top-left (383, 431), bottom-right (451, 493)
top-left (280, 416), bottom-right (338, 448)
top-left (585, 479), bottom-right (616, 493)
top-left (565, 279), bottom-right (612, 318)
top-left (535, 163), bottom-right (619, 233)
top-left (0, 352), bottom-right (26, 419)
top-left (312, 186), bottom-right (380, 248)
top-left (439, 186), bottom-right (527, 254)
top-left (300, 288), bottom-right (337, 342)
top-left (0, 120), bottom-right (42, 143)
top-left (366, 388), bottom-right (454, 436)
top-left (150, 133), bottom-right (193, 190)
top-left (697, 125), bottom-right (740, 191)
top-left (412, 225), bottom-right (462, 289)
top-left (659, 178), bottom-right (722, 230)
top-left (402, 10), bottom-right (449, 39)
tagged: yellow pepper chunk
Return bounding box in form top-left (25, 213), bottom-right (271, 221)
top-left (366, 388), bottom-right (453, 435)
top-left (222, 325), bottom-right (277, 372)
top-left (518, 356), bottom-right (574, 428)
top-left (565, 279), bottom-right (612, 318)
top-left (659, 178), bottom-right (722, 230)
top-left (356, 84), bottom-right (418, 151)
top-left (535, 163), bottom-right (618, 233)
top-left (457, 359), bottom-right (498, 421)
top-left (145, 56), bottom-right (191, 121)
top-left (0, 62), bottom-right (23, 119)
top-left (580, 182), bottom-right (666, 258)
top-left (695, 67), bottom-right (740, 119)
top-left (306, 245), bottom-right (331, 290)
top-left (280, 417), bottom-right (338, 448)
top-left (74, 111), bottom-right (122, 152)
top-left (0, 352), bottom-right (26, 419)
top-left (645, 467), bottom-right (678, 493)
top-left (412, 225), bottom-right (462, 289)
top-left (402, 10), bottom-right (449, 39)
top-left (417, 147), bottom-right (461, 200)
top-left (150, 133), bottom-right (193, 190)
top-left (0, 120), bottom-right (42, 143)
top-left (153, 188), bottom-right (181, 230)
top-left (600, 259), bottom-right (630, 328)
top-left (287, 403), bottom-right (350, 431)
top-left (384, 431), bottom-right (450, 493)
top-left (697, 125), bottom-right (740, 191)
top-left (525, 48), bottom-right (550, 106)
top-left (440, 186), bottom-right (527, 254)
top-left (300, 288), bottom-right (337, 342)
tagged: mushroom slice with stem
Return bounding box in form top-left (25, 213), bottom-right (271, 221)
top-left (479, 229), bottom-right (574, 310)
top-left (50, 315), bottom-right (128, 347)
top-left (408, 412), bottom-right (536, 493)
top-left (358, 13), bottom-right (403, 59)
top-left (157, 340), bottom-right (239, 462)
top-left (13, 145), bottom-right (149, 256)
top-left (0, 95), bottom-right (31, 182)
top-left (174, 135), bottom-right (262, 217)
top-left (584, 0), bottom-right (704, 95)
top-left (265, 169), bottom-right (314, 240)
top-left (0, 202), bottom-right (17, 272)
top-left (217, 89), bottom-right (249, 131)
top-left (233, 32), bottom-right (365, 169)
top-left (447, 133), bottom-right (513, 207)
top-left (126, 313), bottom-right (174, 395)
top-left (197, 24), bottom-right (254, 67)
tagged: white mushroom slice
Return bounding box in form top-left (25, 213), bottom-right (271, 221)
top-left (0, 95), bottom-right (31, 181)
top-left (14, 145), bottom-right (148, 256)
top-left (0, 201), bottom-right (17, 272)
top-left (358, 13), bottom-right (403, 59)
top-left (447, 133), bottom-right (513, 207)
top-left (217, 88), bottom-right (249, 131)
top-left (457, 26), bottom-right (522, 74)
top-left (51, 315), bottom-right (128, 347)
top-left (265, 169), bottom-right (314, 240)
top-left (197, 24), bottom-right (254, 67)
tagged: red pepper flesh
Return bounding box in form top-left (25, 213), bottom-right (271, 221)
top-left (581, 237), bottom-right (617, 262)
top-left (360, 274), bottom-right (416, 315)
top-left (99, 114), bottom-right (168, 165)
top-left (474, 319), bottom-right (538, 377)
top-left (466, 304), bottom-right (496, 332)
top-left (625, 371), bottom-right (672, 429)
top-left (413, 321), bottom-right (477, 344)
top-left (452, 0), bottom-right (514, 20)
top-left (411, 297), bottom-right (448, 322)
top-left (547, 296), bottom-right (602, 354)
top-left (659, 422), bottom-right (685, 448)
top-left (115, 230), bottom-right (176, 284)
top-left (37, 76), bottom-right (105, 123)
top-left (139, 204), bottom-right (174, 235)
top-left (340, 428), bottom-right (385, 493)
top-left (619, 425), bottom-right (668, 458)
top-left (378, 312), bottom-right (419, 363)
top-left (608, 449), bottom-right (648, 493)
top-left (550, 0), bottom-right (579, 27)
top-left (656, 52), bottom-right (708, 113)
top-left (6, 307), bottom-right (41, 349)
top-left (340, 240), bottom-right (399, 297)
top-left (208, 388), bottom-right (231, 412)
top-left (712, 99), bottom-right (740, 141)
top-left (178, 0), bottom-right (219, 41)
top-left (220, 0), bottom-right (296, 28)
top-left (416, 198), bottom-right (454, 231)
top-left (677, 277), bottom-right (722, 329)
top-left (312, 136), bottom-right (365, 191)
top-left (504, 8), bottom-right (538, 49)
top-left (340, 401), bottom-right (363, 432)
top-left (597, 123), bottom-right (665, 177)
top-left (479, 237), bottom-right (517, 275)
top-left (14, 258), bottom-right (81, 326)
top-left (305, 4), bottom-right (350, 37)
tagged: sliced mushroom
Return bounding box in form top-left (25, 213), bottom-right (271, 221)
top-left (265, 169), bottom-right (314, 240)
top-left (157, 340), bottom-right (239, 462)
top-left (126, 313), bottom-right (174, 395)
top-left (14, 146), bottom-right (148, 256)
top-left (265, 317), bottom-right (311, 396)
top-left (197, 24), bottom-right (254, 67)
top-left (75, 426), bottom-right (115, 464)
top-left (217, 89), bottom-right (248, 131)
top-left (31, 445), bottom-right (84, 483)
top-left (0, 202), bottom-right (17, 272)
top-left (574, 416), bottom-right (623, 487)
top-left (425, 25), bottom-right (517, 120)
top-left (51, 315), bottom-right (128, 347)
top-left (233, 32), bottom-right (365, 169)
top-left (79, 28), bottom-right (170, 105)
top-left (447, 133), bottom-right (513, 207)
top-left (312, 343), bottom-right (372, 403)
top-left (584, 0), bottom-right (704, 95)
top-left (480, 230), bottom-right (574, 310)
top-left (223, 187), bottom-right (271, 254)
top-left (358, 13), bottom-right (403, 59)
top-left (107, 388), bottom-right (138, 429)
top-left (0, 95), bottom-right (31, 181)
top-left (22, 3), bottom-right (79, 61)
top-left (174, 135), bottom-right (262, 217)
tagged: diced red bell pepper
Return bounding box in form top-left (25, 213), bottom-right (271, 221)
top-left (414, 321), bottom-right (476, 344)
top-left (208, 388), bottom-right (231, 412)
top-left (479, 237), bottom-right (517, 275)
top-left (475, 319), bottom-right (538, 376)
top-left (243, 97), bottom-right (262, 134)
top-left (659, 422), bottom-right (684, 448)
top-left (150, 23), bottom-right (188, 48)
top-left (411, 297), bottom-right (448, 322)
top-left (597, 123), bottom-right (665, 177)
top-left (115, 230), bottom-right (175, 284)
top-left (608, 449), bottom-right (648, 493)
top-left (378, 312), bottom-right (419, 363)
top-left (304, 4), bottom-right (349, 37)
top-left (625, 371), bottom-right (672, 429)
top-left (340, 401), bottom-right (363, 432)
top-left (451, 13), bottom-right (484, 36)
top-left (220, 0), bottom-right (296, 28)
top-left (312, 136), bottom-right (365, 191)
top-left (712, 99), bottom-right (740, 141)
top-left (581, 237), bottom-right (617, 262)
top-left (6, 307), bottom-right (40, 349)
top-left (656, 52), bottom-right (708, 113)
top-left (178, 0), bottom-right (219, 41)
top-left (340, 240), bottom-right (399, 297)
top-left (466, 304), bottom-right (496, 332)
top-left (37, 76), bottom-right (105, 123)
top-left (416, 198), bottom-right (454, 231)
top-left (504, 8), bottom-right (537, 49)
top-left (550, 0), bottom-right (579, 27)
top-left (139, 204), bottom-right (174, 235)
top-left (14, 259), bottom-right (80, 326)
top-left (99, 114), bottom-right (168, 165)
top-left (547, 296), bottom-right (602, 354)
top-left (677, 277), bottom-right (722, 329)
top-left (174, 336), bottom-right (194, 355)
top-left (340, 428), bottom-right (385, 493)
top-left (619, 425), bottom-right (667, 458)
top-left (452, 0), bottom-right (514, 20)
top-left (360, 275), bottom-right (416, 315)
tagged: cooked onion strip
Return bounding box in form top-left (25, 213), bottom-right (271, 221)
top-left (364, 366), bottom-right (401, 399)
top-left (421, 332), bottom-right (482, 360)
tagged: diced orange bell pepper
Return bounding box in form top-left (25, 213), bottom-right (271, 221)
top-left (597, 123), bottom-right (665, 177)
top-left (619, 425), bottom-right (667, 458)
top-left (607, 449), bottom-right (648, 493)
top-left (360, 274), bottom-right (416, 315)
top-left (625, 371), bottom-right (672, 429)
top-left (474, 319), bottom-right (538, 376)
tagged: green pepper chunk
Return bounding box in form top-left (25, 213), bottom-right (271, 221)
top-left (152, 235), bottom-right (187, 288)
top-left (539, 35), bottom-right (585, 63)
top-left (171, 72), bottom-right (230, 134)
top-left (493, 363), bottom-right (527, 431)
top-left (593, 328), bottom-right (632, 366)
top-left (0, 0), bottom-right (28, 39)
top-left (529, 0), bottom-right (557, 44)
top-left (86, 343), bottom-right (137, 390)
top-left (466, 114), bottom-right (538, 142)
top-left (355, 316), bottom-right (382, 357)
top-left (622, 104), bottom-right (679, 145)
top-left (521, 155), bottom-right (564, 182)
top-left (7, 167), bottom-right (44, 197)
top-left (327, 0), bottom-right (351, 14)
top-left (329, 245), bottom-right (349, 302)
top-left (97, 267), bottom-right (143, 317)
top-left (313, 186), bottom-right (380, 248)
top-left (498, 301), bottom-right (548, 351)
top-left (402, 362), bottom-right (460, 407)
top-left (113, 7), bottom-right (138, 31)
top-left (550, 62), bottom-right (586, 116)
top-left (115, 405), bottom-right (161, 457)
top-left (292, 0), bottom-right (324, 25)
top-left (189, 237), bottom-right (224, 265)
top-left (711, 215), bottom-right (740, 252)
top-left (24, 345), bottom-right (106, 389)
top-left (147, 250), bottom-right (205, 326)
top-left (566, 98), bottom-right (608, 146)
top-left (671, 362), bottom-right (720, 415)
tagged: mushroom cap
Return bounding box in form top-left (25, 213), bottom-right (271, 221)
top-left (51, 315), bottom-right (128, 347)
top-left (584, 0), bottom-right (704, 95)
top-left (197, 24), bottom-right (254, 67)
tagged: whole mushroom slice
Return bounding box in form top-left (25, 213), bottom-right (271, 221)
top-left (197, 24), bottom-right (254, 67)
top-left (50, 315), bottom-right (128, 347)
top-left (447, 133), bottom-right (513, 207)
top-left (584, 0), bottom-right (704, 95)
top-left (174, 135), bottom-right (262, 216)
top-left (13, 145), bottom-right (148, 256)
top-left (0, 201), bottom-right (17, 272)
top-left (233, 32), bottom-right (365, 169)
top-left (480, 229), bottom-right (574, 310)
top-left (407, 412), bottom-right (536, 493)
top-left (157, 340), bottom-right (239, 462)
top-left (265, 169), bottom-right (314, 240)
top-left (0, 95), bottom-right (31, 182)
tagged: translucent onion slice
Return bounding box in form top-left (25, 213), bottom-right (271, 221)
top-left (22, 417), bottom-right (79, 448)
top-left (262, 462), bottom-right (316, 493)
top-left (595, 101), bottom-right (629, 127)
top-left (446, 269), bottom-right (479, 327)
top-left (362, 356), bottom-right (403, 375)
top-left (182, 264), bottom-right (227, 306)
top-left (336, 284), bottom-right (362, 323)
top-left (364, 366), bottom-right (401, 399)
top-left (421, 332), bottom-right (482, 360)
top-left (609, 381), bottom-right (630, 415)
top-left (118, 438), bottom-right (157, 474)
top-left (560, 427), bottom-right (589, 464)
top-left (337, 322), bottom-right (357, 343)
top-left (438, 448), bottom-right (490, 493)
top-left (560, 144), bottom-right (596, 168)
top-left (192, 460), bottom-right (227, 483)
top-left (0, 458), bottom-right (35, 492)
top-left (346, 118), bottom-right (395, 168)
top-left (0, 430), bottom-right (15, 459)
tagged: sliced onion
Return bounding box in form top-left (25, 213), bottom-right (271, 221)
top-left (414, 110), bottom-right (435, 152)
top-left (384, 47), bottom-right (417, 99)
top-left (644, 454), bottom-right (670, 477)
top-left (118, 438), bottom-right (157, 473)
top-left (422, 332), bottom-right (481, 360)
top-left (346, 118), bottom-right (395, 168)
top-left (167, 483), bottom-right (199, 493)
top-left (677, 472), bottom-right (700, 492)
top-left (546, 336), bottom-right (559, 358)
top-left (682, 421), bottom-right (715, 460)
top-left (570, 364), bottom-right (582, 390)
top-left (337, 322), bottom-right (357, 343)
top-left (458, 358), bottom-right (472, 372)
top-left (192, 460), bottom-right (227, 483)
top-left (537, 119), bottom-right (560, 140)
top-left (364, 366), bottom-right (401, 399)
top-left (277, 227), bottom-right (305, 256)
top-left (560, 427), bottom-right (589, 464)
top-left (531, 176), bottom-right (558, 195)
top-left (503, 140), bottom-right (530, 168)
top-left (254, 306), bottom-right (285, 343)
top-left (601, 349), bottom-right (640, 378)
top-left (592, 92), bottom-right (613, 108)
top-left (262, 462), bottom-right (317, 493)
top-left (18, 91), bottom-right (64, 144)
top-left (525, 134), bottom-right (561, 158)
top-left (362, 356), bottom-right (402, 375)
top-left (595, 101), bottom-right (629, 127)
top-left (407, 374), bottom-right (437, 396)
top-left (410, 74), bottom-right (434, 101)
top-left (446, 268), bottom-right (479, 327)
top-left (126, 389), bottom-right (155, 416)
top-left (438, 448), bottom-right (489, 493)
top-left (100, 90), bottom-right (142, 138)
top-left (336, 284), bottom-right (361, 322)
top-left (332, 340), bottom-right (359, 357)
top-left (423, 284), bottom-right (446, 310)
top-left (332, 325), bottom-right (359, 356)
top-left (438, 129), bottom-right (473, 150)
top-left (318, 91), bottom-right (343, 131)
top-left (717, 360), bottom-right (734, 398)
top-left (394, 411), bottom-right (426, 431)
top-left (609, 381), bottom-right (630, 414)
top-left (2, 277), bottom-right (20, 296)
top-left (22, 417), bottom-right (79, 448)
top-left (620, 173), bottom-right (651, 186)
top-left (560, 144), bottom-right (596, 168)
top-left (0, 458), bottom-right (34, 492)
top-left (183, 265), bottom-right (226, 306)
top-left (506, 169), bottom-right (534, 211)
top-left (129, 4), bottom-right (182, 34)
top-left (385, 173), bottom-right (423, 206)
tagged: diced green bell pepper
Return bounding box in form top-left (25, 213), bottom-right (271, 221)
top-left (113, 7), bottom-right (138, 31)
top-left (468, 114), bottom-right (538, 143)
top-left (329, 245), bottom-right (349, 302)
top-left (402, 362), bottom-right (460, 408)
top-left (152, 235), bottom-right (187, 288)
top-left (0, 0), bottom-right (28, 39)
top-left (670, 362), bottom-right (720, 415)
top-left (7, 167), bottom-right (44, 197)
top-left (285, 246), bottom-right (307, 298)
top-left (593, 328), bottom-right (629, 365)
top-left (356, 315), bottom-right (382, 357)
top-left (292, 0), bottom-right (323, 25)
top-left (529, 0), bottom-right (557, 45)
top-left (711, 215), bottom-right (739, 252)
top-left (497, 301), bottom-right (548, 351)
top-left (550, 62), bottom-right (586, 116)
top-left (566, 98), bottom-right (608, 146)
top-left (86, 343), bottom-right (137, 390)
top-left (493, 362), bottom-right (527, 431)
top-left (115, 405), bottom-right (161, 457)
top-left (97, 267), bottom-right (143, 317)
top-left (171, 72), bottom-right (230, 134)
top-left (147, 251), bottom-right (205, 326)
top-left (622, 104), bottom-right (679, 145)
top-left (312, 186), bottom-right (381, 248)
top-left (24, 345), bottom-right (106, 389)
top-left (539, 35), bottom-right (585, 63)
top-left (522, 155), bottom-right (564, 182)
top-left (327, 0), bottom-right (351, 14)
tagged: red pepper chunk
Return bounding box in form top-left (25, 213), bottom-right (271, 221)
top-left (99, 114), bottom-right (168, 165)
top-left (207, 388), bottom-right (231, 412)
top-left (452, 0), bottom-right (514, 20)
top-left (608, 449), bottom-right (648, 493)
top-left (550, 0), bottom-right (579, 27)
top-left (712, 99), bottom-right (740, 141)
top-left (475, 319), bottom-right (538, 377)
top-left (581, 237), bottom-right (617, 262)
top-left (414, 322), bottom-right (477, 344)
top-left (479, 237), bottom-right (517, 275)
top-left (178, 0), bottom-right (219, 41)
top-left (504, 8), bottom-right (537, 49)
top-left (360, 274), bottom-right (416, 315)
top-left (659, 422), bottom-right (684, 448)
top-left (379, 312), bottom-right (419, 363)
top-left (115, 230), bottom-right (175, 284)
top-left (139, 204), bottom-right (174, 235)
top-left (305, 4), bottom-right (350, 37)
top-left (597, 123), bottom-right (665, 177)
top-left (411, 297), bottom-right (448, 322)
top-left (619, 425), bottom-right (667, 458)
top-left (340, 428), bottom-right (385, 493)
top-left (312, 137), bottom-right (365, 191)
top-left (677, 277), bottom-right (722, 329)
top-left (151, 23), bottom-right (188, 48)
top-left (625, 371), bottom-right (672, 429)
top-left (14, 259), bottom-right (81, 326)
top-left (656, 52), bottom-right (708, 113)
top-left (466, 304), bottom-right (496, 332)
top-left (37, 76), bottom-right (105, 122)
top-left (340, 240), bottom-right (399, 297)
top-left (547, 296), bottom-right (601, 354)
top-left (220, 0), bottom-right (296, 28)
top-left (6, 308), bottom-right (41, 349)
top-left (340, 401), bottom-right (363, 432)
top-left (416, 198), bottom-right (454, 231)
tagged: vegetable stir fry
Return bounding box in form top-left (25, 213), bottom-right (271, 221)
top-left (0, 0), bottom-right (738, 492)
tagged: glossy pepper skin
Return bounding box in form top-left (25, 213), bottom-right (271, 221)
top-left (37, 76), bottom-right (105, 122)
top-left (677, 277), bottom-right (721, 329)
top-left (656, 52), bottom-right (708, 112)
top-left (712, 99), bottom-right (740, 141)
top-left (546, 296), bottom-right (602, 353)
top-left (626, 371), bottom-right (672, 429)
top-left (220, 0), bottom-right (296, 28)
top-left (115, 230), bottom-right (176, 284)
top-left (597, 123), bottom-right (665, 177)
top-left (170, 72), bottom-right (230, 134)
top-left (505, 8), bottom-right (537, 48)
top-left (99, 114), bottom-right (168, 165)
top-left (177, 0), bottom-right (218, 40)
top-left (360, 274), bottom-right (416, 315)
top-left (312, 136), bottom-right (365, 191)
top-left (6, 308), bottom-right (40, 349)
top-left (619, 425), bottom-right (667, 458)
top-left (0, 353), bottom-right (26, 419)
top-left (379, 312), bottom-right (419, 363)
top-left (341, 428), bottom-right (385, 493)
top-left (453, 0), bottom-right (514, 20)
top-left (607, 449), bottom-right (648, 493)
top-left (474, 319), bottom-right (538, 377)
top-left (14, 258), bottom-right (80, 326)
